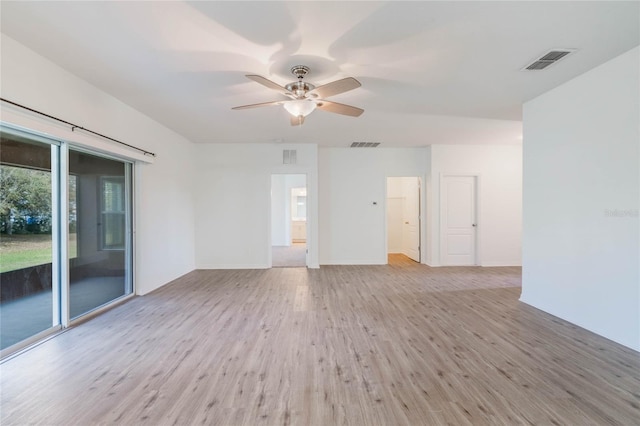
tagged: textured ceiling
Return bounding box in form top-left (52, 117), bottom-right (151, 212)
top-left (1, 1), bottom-right (638, 147)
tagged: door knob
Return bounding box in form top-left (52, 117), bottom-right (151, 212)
top-left (472, 224), bottom-right (477, 227)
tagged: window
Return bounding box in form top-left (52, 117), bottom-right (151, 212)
top-left (68, 149), bottom-right (132, 320)
top-left (100, 177), bottom-right (125, 250)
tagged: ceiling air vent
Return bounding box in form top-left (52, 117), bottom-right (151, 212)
top-left (522, 49), bottom-right (576, 71)
top-left (283, 149), bottom-right (297, 164)
top-left (350, 142), bottom-right (380, 148)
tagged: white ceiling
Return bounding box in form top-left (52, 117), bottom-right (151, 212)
top-left (1, 1), bottom-right (638, 147)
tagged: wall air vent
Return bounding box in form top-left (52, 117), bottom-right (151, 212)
top-left (522, 49), bottom-right (577, 71)
top-left (350, 142), bottom-right (380, 148)
top-left (283, 149), bottom-right (297, 164)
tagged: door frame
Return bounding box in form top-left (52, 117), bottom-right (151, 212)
top-left (269, 173), bottom-right (309, 268)
top-left (384, 176), bottom-right (424, 264)
top-left (439, 173), bottom-right (481, 266)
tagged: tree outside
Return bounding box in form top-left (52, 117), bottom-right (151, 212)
top-left (0, 165), bottom-right (81, 273)
top-left (0, 165), bottom-right (52, 234)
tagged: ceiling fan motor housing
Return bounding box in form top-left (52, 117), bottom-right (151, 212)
top-left (286, 66), bottom-right (315, 98)
top-left (285, 81), bottom-right (315, 98)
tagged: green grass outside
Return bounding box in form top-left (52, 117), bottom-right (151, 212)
top-left (0, 247), bottom-right (53, 273)
top-left (0, 234), bottom-right (77, 273)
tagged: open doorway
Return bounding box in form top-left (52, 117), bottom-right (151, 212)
top-left (387, 177), bottom-right (421, 264)
top-left (271, 174), bottom-right (307, 267)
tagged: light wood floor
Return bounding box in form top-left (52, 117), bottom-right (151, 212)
top-left (1, 255), bottom-right (639, 425)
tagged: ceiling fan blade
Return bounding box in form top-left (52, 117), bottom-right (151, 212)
top-left (316, 100), bottom-right (364, 117)
top-left (232, 100), bottom-right (286, 110)
top-left (290, 115), bottom-right (305, 126)
top-left (308, 77), bottom-right (361, 99)
top-left (246, 75), bottom-right (294, 97)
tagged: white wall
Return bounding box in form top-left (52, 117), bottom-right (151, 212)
top-left (271, 175), bottom-right (287, 246)
top-left (194, 144), bottom-right (318, 269)
top-left (426, 145), bottom-right (522, 267)
top-left (271, 174), bottom-right (306, 246)
top-left (318, 148), bottom-right (427, 264)
top-left (521, 47), bottom-right (639, 351)
top-left (1, 34), bottom-right (196, 295)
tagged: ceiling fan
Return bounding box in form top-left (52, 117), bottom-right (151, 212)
top-left (232, 65), bottom-right (364, 126)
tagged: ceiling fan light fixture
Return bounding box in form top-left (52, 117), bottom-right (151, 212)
top-left (283, 99), bottom-right (317, 117)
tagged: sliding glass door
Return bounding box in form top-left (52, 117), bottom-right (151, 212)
top-left (0, 130), bottom-right (60, 350)
top-left (0, 126), bottom-right (133, 354)
top-left (68, 149), bottom-right (132, 319)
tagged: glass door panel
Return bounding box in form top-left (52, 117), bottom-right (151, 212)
top-left (0, 131), bottom-right (59, 350)
top-left (68, 150), bottom-right (131, 319)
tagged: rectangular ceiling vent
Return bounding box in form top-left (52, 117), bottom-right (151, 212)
top-left (350, 142), bottom-right (380, 148)
top-left (522, 49), bottom-right (576, 71)
top-left (283, 149), bottom-right (297, 164)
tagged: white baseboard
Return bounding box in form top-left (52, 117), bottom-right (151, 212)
top-left (319, 260), bottom-right (386, 266)
top-left (197, 263), bottom-right (320, 270)
top-left (196, 264), bottom-right (269, 270)
top-left (480, 261), bottom-right (522, 267)
top-left (519, 295), bottom-right (640, 352)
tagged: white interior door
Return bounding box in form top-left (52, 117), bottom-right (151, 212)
top-left (402, 177), bottom-right (420, 262)
top-left (441, 176), bottom-right (476, 265)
